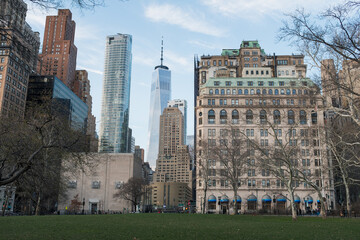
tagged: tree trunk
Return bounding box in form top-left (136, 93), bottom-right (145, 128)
top-left (202, 184), bottom-right (207, 214)
top-left (316, 190), bottom-right (327, 219)
top-left (35, 193), bottom-right (41, 216)
top-left (287, 186), bottom-right (297, 221)
top-left (344, 181), bottom-right (351, 217)
top-left (233, 187), bottom-right (238, 215)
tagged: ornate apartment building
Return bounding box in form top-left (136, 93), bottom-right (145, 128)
top-left (195, 41), bottom-right (335, 214)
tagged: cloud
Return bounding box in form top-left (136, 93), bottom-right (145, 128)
top-left (188, 40), bottom-right (217, 49)
top-left (133, 54), bottom-right (157, 67)
top-left (201, 0), bottom-right (341, 19)
top-left (77, 65), bottom-right (103, 75)
top-left (144, 4), bottom-right (225, 37)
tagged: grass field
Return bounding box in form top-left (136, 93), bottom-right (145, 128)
top-left (1, 214), bottom-right (359, 240)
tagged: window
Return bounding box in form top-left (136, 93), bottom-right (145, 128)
top-left (300, 110), bottom-right (307, 125)
top-left (288, 110), bottom-right (295, 124)
top-left (215, 89), bottom-right (219, 94)
top-left (238, 89), bottom-right (242, 95)
top-left (226, 81), bottom-right (231, 86)
top-left (275, 89), bottom-right (279, 95)
top-left (244, 89), bottom-right (249, 95)
top-left (214, 81), bottom-right (220, 86)
top-left (92, 181), bottom-right (101, 189)
top-left (311, 111), bottom-right (317, 124)
top-left (221, 89), bottom-right (225, 95)
top-left (258, 81), bottom-right (264, 86)
top-left (220, 109), bottom-right (227, 124)
top-left (208, 129), bottom-right (216, 137)
top-left (213, 60), bottom-right (217, 66)
top-left (209, 89), bottom-right (213, 94)
top-left (246, 110), bottom-right (253, 124)
top-left (279, 81), bottom-right (285, 86)
top-left (274, 110), bottom-right (281, 124)
top-left (248, 81), bottom-right (253, 86)
top-left (274, 129), bottom-right (282, 137)
top-left (219, 60), bottom-right (222, 66)
top-left (260, 129), bottom-right (268, 137)
top-left (260, 110), bottom-right (267, 124)
top-left (268, 89), bottom-right (273, 95)
top-left (232, 110), bottom-right (239, 124)
top-left (277, 60), bottom-right (288, 65)
top-left (237, 81), bottom-right (243, 86)
top-left (208, 110), bottom-right (215, 124)
top-left (262, 89), bottom-right (266, 95)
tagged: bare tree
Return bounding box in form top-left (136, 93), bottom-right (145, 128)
top-left (0, 102), bottom-right (89, 187)
top-left (195, 141), bottom-right (212, 214)
top-left (114, 177), bottom-right (147, 212)
top-left (207, 126), bottom-right (248, 215)
top-left (25, 0), bottom-right (105, 10)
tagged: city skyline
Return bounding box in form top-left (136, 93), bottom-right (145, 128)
top-left (23, 0), bottom-right (341, 153)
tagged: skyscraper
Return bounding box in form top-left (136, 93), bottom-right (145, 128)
top-left (99, 34), bottom-right (132, 153)
top-left (146, 40), bottom-right (171, 166)
top-left (167, 99), bottom-right (187, 143)
top-left (37, 9), bottom-right (77, 89)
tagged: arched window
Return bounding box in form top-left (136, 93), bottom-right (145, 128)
top-left (246, 110), bottom-right (253, 124)
top-left (232, 89), bottom-right (236, 95)
top-left (262, 89), bottom-right (266, 95)
top-left (292, 89), bottom-right (296, 95)
top-left (268, 89), bottom-right (273, 95)
top-left (238, 89), bottom-right (242, 95)
top-left (281, 89), bottom-right (285, 95)
top-left (232, 110), bottom-right (239, 124)
top-left (250, 89), bottom-right (255, 95)
top-left (215, 89), bottom-right (219, 94)
top-left (208, 110), bottom-right (215, 124)
top-left (298, 89), bottom-right (302, 95)
top-left (288, 110), bottom-right (295, 124)
top-left (311, 111), bottom-right (317, 124)
top-left (300, 110), bottom-right (307, 124)
top-left (275, 89), bottom-right (279, 95)
top-left (274, 110), bottom-right (281, 124)
top-left (256, 89), bottom-right (261, 94)
top-left (221, 89), bottom-right (225, 95)
top-left (209, 89), bottom-right (213, 95)
top-left (244, 89), bottom-right (249, 95)
top-left (220, 109), bottom-right (227, 124)
top-left (226, 89), bottom-right (231, 94)
top-left (286, 89), bottom-right (290, 95)
top-left (260, 110), bottom-right (267, 124)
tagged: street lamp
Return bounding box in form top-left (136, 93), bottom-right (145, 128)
top-left (82, 198), bottom-right (85, 215)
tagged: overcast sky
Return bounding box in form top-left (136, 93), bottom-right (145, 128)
top-left (25, 0), bottom-right (342, 162)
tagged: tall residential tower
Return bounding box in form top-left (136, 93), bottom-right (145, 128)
top-left (146, 39), bottom-right (171, 166)
top-left (99, 34), bottom-right (132, 153)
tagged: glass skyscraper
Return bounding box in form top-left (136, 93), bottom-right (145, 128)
top-left (99, 34), bottom-right (132, 153)
top-left (146, 44), bottom-right (171, 166)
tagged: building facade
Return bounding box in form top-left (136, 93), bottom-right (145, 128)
top-left (37, 9), bottom-right (77, 89)
top-left (0, 0), bottom-right (40, 116)
top-left (146, 42), bottom-right (171, 166)
top-left (58, 153), bottom-right (142, 214)
top-left (152, 107), bottom-right (193, 205)
top-left (74, 70), bottom-right (97, 151)
top-left (26, 75), bottom-right (88, 131)
top-left (99, 34), bottom-right (132, 153)
top-left (195, 41), bottom-right (335, 214)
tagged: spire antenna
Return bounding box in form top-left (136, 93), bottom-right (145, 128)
top-left (160, 36), bottom-right (164, 66)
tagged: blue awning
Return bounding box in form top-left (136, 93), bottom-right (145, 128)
top-left (262, 194), bottom-right (272, 202)
top-left (220, 195), bottom-right (229, 203)
top-left (276, 195), bottom-right (287, 202)
top-left (233, 195), bottom-right (242, 203)
top-left (248, 194), bottom-right (257, 202)
top-left (294, 195), bottom-right (300, 203)
top-left (294, 199), bottom-right (301, 203)
top-left (208, 195), bottom-right (216, 203)
top-left (305, 196), bottom-right (313, 204)
top-left (317, 200), bottom-right (321, 203)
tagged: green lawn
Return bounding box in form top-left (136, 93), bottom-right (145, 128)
top-left (0, 214), bottom-right (359, 240)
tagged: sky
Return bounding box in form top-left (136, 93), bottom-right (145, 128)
top-left (24, 0), bottom-right (342, 165)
